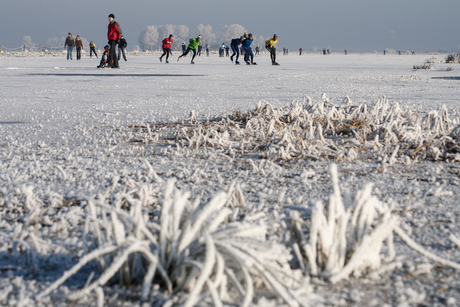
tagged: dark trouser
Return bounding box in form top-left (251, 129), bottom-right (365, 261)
top-left (76, 47), bottom-right (82, 60)
top-left (179, 47), bottom-right (197, 61)
top-left (243, 47), bottom-right (253, 63)
top-left (160, 48), bottom-right (171, 61)
top-left (268, 47), bottom-right (276, 63)
top-left (230, 45), bottom-right (240, 62)
top-left (108, 40), bottom-right (119, 67)
top-left (90, 47), bottom-right (98, 58)
top-left (118, 47), bottom-right (127, 61)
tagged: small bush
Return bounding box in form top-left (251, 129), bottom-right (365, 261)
top-left (413, 63), bottom-right (433, 70)
top-left (446, 53), bottom-right (460, 64)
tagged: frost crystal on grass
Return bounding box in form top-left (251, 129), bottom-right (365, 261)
top-left (37, 179), bottom-right (305, 306)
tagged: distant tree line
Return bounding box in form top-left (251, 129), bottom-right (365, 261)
top-left (138, 24), bottom-right (266, 52)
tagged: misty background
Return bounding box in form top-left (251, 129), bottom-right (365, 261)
top-left (1, 0), bottom-right (459, 53)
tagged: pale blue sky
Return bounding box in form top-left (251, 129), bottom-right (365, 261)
top-left (1, 0), bottom-right (459, 52)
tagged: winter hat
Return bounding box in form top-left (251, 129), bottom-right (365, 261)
top-left (197, 35), bottom-right (202, 40)
top-left (108, 14), bottom-right (115, 18)
top-left (169, 34), bottom-right (173, 38)
top-left (273, 34), bottom-right (278, 39)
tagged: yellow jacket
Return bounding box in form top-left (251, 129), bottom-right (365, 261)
top-left (265, 38), bottom-right (278, 48)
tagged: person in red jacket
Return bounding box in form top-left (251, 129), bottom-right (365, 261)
top-left (159, 34), bottom-right (174, 63)
top-left (107, 13), bottom-right (122, 68)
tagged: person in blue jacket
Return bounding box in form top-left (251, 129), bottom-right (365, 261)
top-left (230, 33), bottom-right (247, 65)
top-left (241, 33), bottom-right (256, 65)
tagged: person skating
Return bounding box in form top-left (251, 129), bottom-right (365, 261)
top-left (107, 13), bottom-right (122, 68)
top-left (75, 35), bottom-right (83, 60)
top-left (118, 34), bottom-right (127, 61)
top-left (177, 36), bottom-right (201, 64)
top-left (181, 42), bottom-right (186, 53)
top-left (89, 41), bottom-right (98, 58)
top-left (160, 34), bottom-right (174, 63)
top-left (230, 33), bottom-right (246, 64)
top-left (265, 34), bottom-right (279, 65)
top-left (241, 33), bottom-right (256, 65)
top-left (64, 33), bottom-right (75, 60)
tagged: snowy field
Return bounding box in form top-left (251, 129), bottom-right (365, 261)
top-left (1, 52), bottom-right (460, 306)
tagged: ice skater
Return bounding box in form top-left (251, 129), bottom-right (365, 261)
top-left (160, 34), bottom-right (174, 63)
top-left (64, 33), bottom-right (75, 60)
top-left (230, 33), bottom-right (246, 64)
top-left (118, 35), bottom-right (127, 61)
top-left (75, 35), bottom-right (83, 60)
top-left (265, 34), bottom-right (279, 65)
top-left (177, 36), bottom-right (201, 64)
top-left (241, 33), bottom-right (256, 65)
top-left (89, 41), bottom-right (98, 58)
top-left (107, 13), bottom-right (122, 68)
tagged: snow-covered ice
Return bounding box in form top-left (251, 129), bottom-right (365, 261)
top-left (1, 52), bottom-right (460, 306)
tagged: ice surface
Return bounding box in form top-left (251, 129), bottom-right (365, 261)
top-left (1, 51), bottom-right (460, 305)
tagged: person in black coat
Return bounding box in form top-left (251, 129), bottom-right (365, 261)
top-left (118, 35), bottom-right (127, 61)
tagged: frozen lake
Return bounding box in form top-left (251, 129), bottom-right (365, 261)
top-left (1, 52), bottom-right (460, 306)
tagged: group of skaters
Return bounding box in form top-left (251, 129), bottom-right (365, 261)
top-left (97, 14), bottom-right (127, 68)
top-left (65, 14), bottom-right (127, 68)
top-left (68, 13), bottom-right (281, 68)
top-left (158, 32), bottom-right (279, 66)
top-left (64, 33), bottom-right (84, 60)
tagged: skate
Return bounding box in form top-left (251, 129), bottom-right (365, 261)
top-left (272, 62), bottom-right (280, 66)
top-left (177, 57), bottom-right (181, 62)
top-left (191, 61), bottom-right (195, 64)
top-left (251, 62), bottom-right (257, 65)
top-left (159, 57), bottom-right (162, 63)
top-left (235, 61), bottom-right (240, 65)
top-left (166, 60), bottom-right (169, 63)
top-left (245, 61), bottom-right (251, 65)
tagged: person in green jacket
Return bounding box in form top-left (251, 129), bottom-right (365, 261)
top-left (177, 35), bottom-right (201, 64)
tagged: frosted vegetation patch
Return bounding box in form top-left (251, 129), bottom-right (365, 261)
top-left (146, 95), bottom-right (460, 164)
top-left (2, 95), bottom-right (460, 305)
top-left (2, 164), bottom-right (459, 305)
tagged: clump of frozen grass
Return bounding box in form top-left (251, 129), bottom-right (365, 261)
top-left (288, 164), bottom-right (398, 283)
top-left (446, 53), bottom-right (460, 64)
top-left (147, 95), bottom-right (459, 163)
top-left (413, 63), bottom-right (433, 70)
top-left (37, 179), bottom-right (305, 306)
top-left (288, 163), bottom-right (460, 284)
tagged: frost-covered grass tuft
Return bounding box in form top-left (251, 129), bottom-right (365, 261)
top-left (36, 179), bottom-right (305, 306)
top-left (288, 163), bottom-right (460, 284)
top-left (145, 95), bottom-right (460, 164)
top-left (288, 164), bottom-right (398, 283)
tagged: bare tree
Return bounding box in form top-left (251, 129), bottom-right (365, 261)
top-left (253, 35), bottom-right (266, 51)
top-left (22, 36), bottom-right (36, 51)
top-left (138, 25), bottom-right (159, 51)
top-left (220, 24), bottom-right (247, 45)
top-left (197, 24), bottom-right (216, 48)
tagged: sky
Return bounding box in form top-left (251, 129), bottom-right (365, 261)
top-left (1, 0), bottom-right (459, 53)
